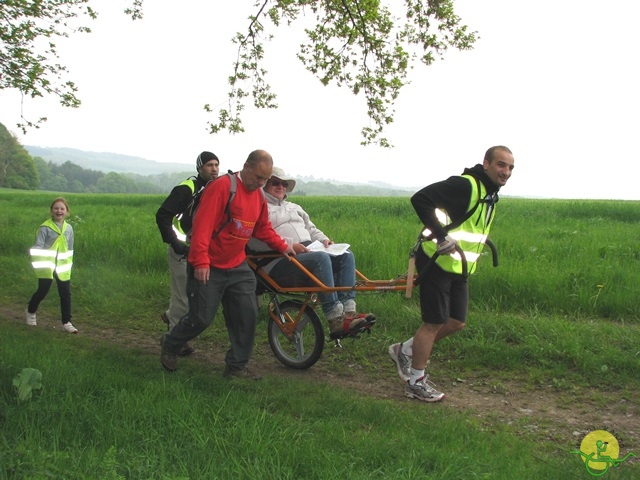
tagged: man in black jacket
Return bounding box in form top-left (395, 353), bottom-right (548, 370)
top-left (389, 146), bottom-right (515, 402)
top-left (155, 151), bottom-right (219, 355)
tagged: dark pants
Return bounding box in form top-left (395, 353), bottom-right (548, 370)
top-left (28, 273), bottom-right (72, 324)
top-left (164, 261), bottom-right (258, 369)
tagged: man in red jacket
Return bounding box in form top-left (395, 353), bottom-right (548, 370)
top-left (160, 150), bottom-right (295, 378)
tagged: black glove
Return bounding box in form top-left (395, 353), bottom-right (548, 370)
top-left (170, 240), bottom-right (189, 256)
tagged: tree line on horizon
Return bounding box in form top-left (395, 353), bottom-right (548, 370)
top-left (1, 122), bottom-right (172, 194)
top-left (1, 122), bottom-right (413, 197)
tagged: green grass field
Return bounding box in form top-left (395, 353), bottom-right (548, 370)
top-left (1, 189), bottom-right (638, 479)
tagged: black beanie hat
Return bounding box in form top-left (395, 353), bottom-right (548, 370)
top-left (196, 151), bottom-right (219, 171)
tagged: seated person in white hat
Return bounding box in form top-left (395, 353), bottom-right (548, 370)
top-left (249, 167), bottom-right (374, 337)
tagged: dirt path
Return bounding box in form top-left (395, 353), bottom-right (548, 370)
top-left (3, 305), bottom-right (638, 461)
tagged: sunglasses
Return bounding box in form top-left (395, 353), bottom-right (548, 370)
top-left (270, 180), bottom-right (289, 188)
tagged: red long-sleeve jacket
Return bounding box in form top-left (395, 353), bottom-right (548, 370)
top-left (188, 173), bottom-right (288, 270)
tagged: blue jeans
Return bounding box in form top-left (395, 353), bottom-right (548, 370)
top-left (268, 251), bottom-right (356, 314)
top-left (164, 261), bottom-right (258, 369)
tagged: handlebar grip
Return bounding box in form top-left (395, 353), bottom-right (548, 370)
top-left (485, 238), bottom-right (499, 267)
top-left (455, 245), bottom-right (468, 277)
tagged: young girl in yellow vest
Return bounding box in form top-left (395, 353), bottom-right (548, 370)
top-left (26, 197), bottom-right (78, 333)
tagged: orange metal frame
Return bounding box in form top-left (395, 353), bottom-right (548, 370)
top-left (246, 252), bottom-right (410, 296)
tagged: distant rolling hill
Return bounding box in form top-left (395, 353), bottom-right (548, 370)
top-left (25, 146), bottom-right (416, 196)
top-left (25, 146), bottom-right (189, 176)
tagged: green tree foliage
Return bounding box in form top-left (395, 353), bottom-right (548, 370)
top-left (206, 0), bottom-right (477, 146)
top-left (128, 171), bottom-right (188, 193)
top-left (32, 156), bottom-right (161, 193)
top-left (96, 172), bottom-right (139, 193)
top-left (34, 157), bottom-right (104, 192)
top-left (0, 122), bottom-right (39, 189)
top-left (0, 0), bottom-right (97, 132)
top-left (33, 157), bottom-right (64, 191)
top-left (96, 171), bottom-right (160, 194)
top-left (55, 160), bottom-right (104, 189)
top-left (2, 1), bottom-right (476, 146)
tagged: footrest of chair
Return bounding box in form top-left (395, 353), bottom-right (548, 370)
top-left (329, 315), bottom-right (376, 340)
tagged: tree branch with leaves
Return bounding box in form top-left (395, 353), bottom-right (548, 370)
top-left (1, 0), bottom-right (476, 146)
top-left (0, 0), bottom-right (98, 133)
top-left (206, 0), bottom-right (477, 146)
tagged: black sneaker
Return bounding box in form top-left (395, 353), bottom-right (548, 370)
top-left (160, 336), bottom-right (178, 372)
top-left (179, 343), bottom-right (195, 356)
top-left (222, 365), bottom-right (262, 380)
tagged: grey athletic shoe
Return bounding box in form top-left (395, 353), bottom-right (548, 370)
top-left (388, 343), bottom-right (411, 382)
top-left (405, 376), bottom-right (445, 403)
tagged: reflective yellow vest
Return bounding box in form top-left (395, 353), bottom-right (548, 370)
top-left (172, 178), bottom-right (196, 242)
top-left (421, 175), bottom-right (495, 275)
top-left (30, 219), bottom-right (74, 280)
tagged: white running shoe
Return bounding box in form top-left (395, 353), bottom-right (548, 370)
top-left (405, 376), bottom-right (445, 403)
top-left (388, 343), bottom-right (411, 382)
top-left (26, 310), bottom-right (37, 326)
top-left (62, 322), bottom-right (78, 333)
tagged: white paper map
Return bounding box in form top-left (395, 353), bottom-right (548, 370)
top-left (307, 240), bottom-right (350, 256)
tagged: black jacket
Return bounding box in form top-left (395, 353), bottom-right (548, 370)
top-left (156, 175), bottom-right (209, 244)
top-left (410, 164), bottom-right (500, 242)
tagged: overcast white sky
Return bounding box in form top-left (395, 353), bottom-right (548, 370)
top-left (1, 0), bottom-right (638, 199)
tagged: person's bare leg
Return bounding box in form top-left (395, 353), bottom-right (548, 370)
top-left (434, 317), bottom-right (465, 342)
top-left (410, 317), bottom-right (465, 372)
top-left (411, 322), bottom-right (443, 370)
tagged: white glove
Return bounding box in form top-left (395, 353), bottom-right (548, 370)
top-left (437, 235), bottom-right (458, 255)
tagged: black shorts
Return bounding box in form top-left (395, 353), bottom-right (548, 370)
top-left (415, 247), bottom-right (468, 325)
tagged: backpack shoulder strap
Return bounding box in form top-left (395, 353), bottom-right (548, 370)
top-left (210, 172), bottom-right (267, 239)
top-left (185, 176), bottom-right (206, 218)
top-left (226, 173), bottom-right (237, 219)
top-left (211, 173), bottom-right (237, 240)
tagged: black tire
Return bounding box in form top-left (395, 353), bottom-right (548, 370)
top-left (267, 300), bottom-right (324, 369)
